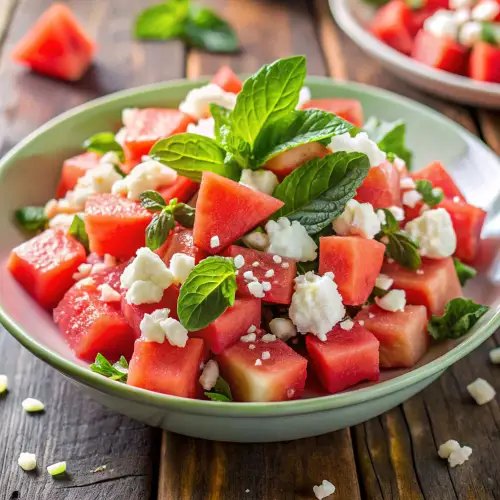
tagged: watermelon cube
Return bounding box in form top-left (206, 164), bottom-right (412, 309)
top-left (194, 172), bottom-right (284, 254)
top-left (355, 305), bottom-right (429, 368)
top-left (211, 66), bottom-right (243, 94)
top-left (8, 229), bottom-right (87, 309)
top-left (191, 298), bottom-right (261, 354)
top-left (223, 245), bottom-right (297, 305)
top-left (84, 193), bottom-right (153, 259)
top-left (412, 161), bottom-right (465, 202)
top-left (319, 236), bottom-right (386, 305)
top-left (54, 267), bottom-right (135, 362)
top-left (300, 99), bottom-right (364, 128)
top-left (469, 42), bottom-right (500, 84)
top-left (306, 324), bottom-right (380, 393)
top-left (161, 229), bottom-right (208, 266)
top-left (158, 176), bottom-right (199, 204)
top-left (382, 257), bottom-right (462, 316)
top-left (12, 3), bottom-right (96, 81)
top-left (56, 151), bottom-right (101, 198)
top-left (265, 143), bottom-right (330, 178)
top-left (128, 337), bottom-right (205, 398)
top-left (217, 336), bottom-right (308, 402)
top-left (122, 108), bottom-right (194, 162)
top-left (355, 160), bottom-right (401, 209)
top-left (438, 199), bottom-right (487, 263)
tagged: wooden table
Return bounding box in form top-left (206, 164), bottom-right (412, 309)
top-left (0, 1), bottom-right (499, 498)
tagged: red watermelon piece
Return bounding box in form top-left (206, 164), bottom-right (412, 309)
top-left (161, 229), bottom-right (208, 266)
top-left (56, 151), bottom-right (101, 198)
top-left (382, 257), bottom-right (462, 316)
top-left (470, 42), bottom-right (500, 84)
top-left (127, 337), bottom-right (205, 398)
top-left (265, 143), bottom-right (330, 178)
top-left (211, 66), bottom-right (242, 94)
top-left (12, 3), bottom-right (96, 81)
top-left (355, 160), bottom-right (401, 209)
top-left (355, 304), bottom-right (429, 368)
top-left (217, 336), bottom-right (308, 402)
top-left (411, 161), bottom-right (465, 202)
top-left (194, 172), bottom-right (284, 253)
top-left (158, 176), bottom-right (199, 204)
top-left (223, 245), bottom-right (297, 305)
top-left (84, 193), bottom-right (153, 259)
top-left (300, 99), bottom-right (364, 128)
top-left (8, 229), bottom-right (87, 309)
top-left (306, 324), bottom-right (380, 394)
top-left (319, 236), bottom-right (385, 305)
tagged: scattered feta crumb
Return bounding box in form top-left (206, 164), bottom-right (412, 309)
top-left (424, 9), bottom-right (460, 39)
top-left (18, 453), bottom-right (37, 471)
top-left (234, 254), bottom-right (245, 269)
top-left (170, 252), bottom-right (195, 284)
top-left (241, 333), bottom-right (257, 342)
top-left (368, 313), bottom-right (375, 319)
top-left (161, 317), bottom-right (189, 348)
top-left (388, 205), bottom-right (405, 222)
top-left (47, 461), bottom-right (67, 476)
top-left (402, 189), bottom-right (423, 208)
top-left (416, 269), bottom-right (424, 275)
top-left (187, 116), bottom-right (216, 139)
top-left (330, 132), bottom-right (386, 167)
top-left (438, 440), bottom-right (461, 459)
top-left (255, 359), bottom-right (262, 366)
top-left (393, 156), bottom-right (407, 173)
top-left (272, 255), bottom-right (282, 264)
top-left (240, 169), bottom-right (279, 195)
top-left (261, 281), bottom-right (272, 292)
top-left (140, 309), bottom-right (188, 347)
top-left (313, 479), bottom-right (336, 499)
top-left (287, 388), bottom-right (296, 399)
top-left (269, 318), bottom-right (297, 342)
top-left (453, 196), bottom-right (461, 203)
top-left (243, 270), bottom-right (255, 281)
top-left (340, 319), bottom-right (354, 331)
top-left (400, 177), bottom-right (416, 189)
top-left (241, 230), bottom-right (270, 251)
top-left (48, 213), bottom-right (76, 233)
top-left (98, 284), bottom-right (121, 302)
top-left (265, 217), bottom-right (318, 261)
top-left (467, 378), bottom-right (496, 405)
top-left (472, 0), bottom-right (500, 21)
top-left (282, 262), bottom-right (290, 269)
top-left (358, 320), bottom-right (365, 326)
top-left (332, 199), bottom-right (381, 239)
top-left (249, 344), bottom-right (256, 350)
top-left (78, 277), bottom-right (95, 288)
top-left (252, 261), bottom-right (260, 268)
top-left (91, 263), bottom-right (108, 275)
top-left (199, 360), bottom-right (219, 391)
top-left (0, 374), bottom-right (8, 394)
top-left (248, 281), bottom-right (265, 298)
top-left (449, 446), bottom-right (472, 468)
top-left (179, 84), bottom-right (237, 119)
top-left (248, 325), bottom-right (257, 333)
top-left (22, 398), bottom-right (44, 413)
top-left (210, 235), bottom-right (220, 249)
top-left (377, 209), bottom-right (386, 225)
top-left (262, 334), bottom-right (277, 343)
top-left (73, 263), bottom-right (92, 281)
top-left (297, 86), bottom-right (311, 109)
top-left (459, 21), bottom-right (483, 46)
top-left (375, 289), bottom-right (406, 312)
top-left (261, 351), bottom-right (271, 360)
top-left (375, 274), bottom-right (394, 291)
top-left (264, 269), bottom-right (275, 278)
top-left (387, 257), bottom-right (395, 264)
top-left (489, 347), bottom-right (500, 364)
top-left (324, 272), bottom-right (335, 280)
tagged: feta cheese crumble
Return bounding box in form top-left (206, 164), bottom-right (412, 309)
top-left (22, 398), bottom-right (45, 413)
top-left (332, 199), bottom-right (381, 239)
top-left (269, 318), bottom-right (297, 341)
top-left (0, 374), bottom-right (8, 394)
top-left (489, 347), bottom-right (500, 364)
top-left (313, 479), bottom-right (336, 499)
top-left (329, 132), bottom-right (386, 167)
top-left (240, 169), bottom-right (279, 195)
top-left (247, 325), bottom-right (257, 333)
top-left (289, 272), bottom-right (345, 341)
top-left (388, 205), bottom-right (405, 222)
top-left (48, 213), bottom-right (76, 233)
top-left (243, 270), bottom-right (255, 281)
top-left (467, 378), bottom-right (496, 405)
top-left (98, 284), bottom-right (121, 302)
top-left (199, 360), bottom-right (219, 391)
top-left (472, 0), bottom-right (500, 21)
top-left (240, 332), bottom-right (257, 342)
top-left (375, 289), bottom-right (406, 312)
top-left (264, 269), bottom-right (275, 278)
top-left (282, 262), bottom-right (290, 269)
top-left (247, 281), bottom-right (265, 298)
top-left (261, 333), bottom-right (277, 343)
top-left (375, 273), bottom-right (394, 291)
top-left (261, 281), bottom-right (272, 292)
top-left (340, 319), bottom-right (354, 331)
top-left (210, 235), bottom-right (220, 249)
top-left (186, 116), bottom-right (216, 139)
top-left (424, 9), bottom-right (460, 39)
top-left (18, 452), bottom-right (37, 471)
top-left (459, 21), bottom-right (483, 46)
top-left (261, 351), bottom-right (271, 360)
top-left (405, 208), bottom-right (457, 259)
top-left (402, 189), bottom-right (423, 208)
top-left (265, 217), bottom-right (318, 261)
top-left (438, 439), bottom-right (461, 459)
top-left (273, 255), bottom-right (282, 264)
top-left (449, 446), bottom-right (472, 468)
top-left (179, 84), bottom-right (237, 119)
top-left (169, 253), bottom-right (195, 284)
top-left (47, 461), bottom-right (67, 476)
top-left (255, 359), bottom-right (262, 366)
top-left (252, 261), bottom-right (260, 268)
top-left (234, 254), bottom-right (245, 269)
top-left (140, 308), bottom-right (189, 347)
top-left (400, 177), bottom-right (416, 190)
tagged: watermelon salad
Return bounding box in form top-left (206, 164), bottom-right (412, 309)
top-left (8, 57), bottom-right (490, 403)
top-left (368, 0), bottom-right (500, 83)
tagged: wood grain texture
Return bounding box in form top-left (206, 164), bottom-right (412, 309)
top-left (0, 0), bottom-right (185, 498)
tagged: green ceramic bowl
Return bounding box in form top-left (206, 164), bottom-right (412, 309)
top-left (1, 78), bottom-right (499, 443)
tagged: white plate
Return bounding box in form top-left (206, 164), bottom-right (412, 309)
top-left (331, 0), bottom-right (500, 108)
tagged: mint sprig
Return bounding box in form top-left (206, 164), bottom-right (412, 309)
top-left (428, 298), bottom-right (489, 341)
top-left (205, 376), bottom-right (233, 402)
top-left (177, 256), bottom-right (237, 331)
top-left (90, 354), bottom-right (129, 382)
top-left (453, 258), bottom-right (477, 286)
top-left (83, 132), bottom-right (125, 162)
top-left (15, 206), bottom-right (47, 233)
top-left (69, 215), bottom-right (89, 252)
top-left (415, 180), bottom-right (444, 207)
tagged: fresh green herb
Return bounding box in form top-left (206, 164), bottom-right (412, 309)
top-left (363, 117), bottom-right (413, 168)
top-left (204, 376), bottom-right (233, 402)
top-left (210, 103), bottom-right (232, 143)
top-left (428, 298), bottom-right (489, 341)
top-left (453, 258), bottom-right (477, 286)
top-left (113, 165), bottom-right (127, 178)
top-left (90, 354), bottom-right (129, 382)
top-left (415, 179), bottom-right (444, 207)
top-left (83, 132), bottom-right (124, 161)
top-left (367, 286), bottom-right (389, 303)
top-left (362, 0), bottom-right (424, 8)
top-left (139, 190), bottom-right (167, 212)
top-left (147, 211), bottom-right (175, 250)
top-left (15, 206), bottom-right (47, 233)
top-left (482, 22), bottom-right (500, 46)
top-left (296, 261), bottom-right (319, 275)
top-left (173, 203), bottom-right (195, 228)
top-left (68, 215), bottom-right (89, 252)
top-left (272, 151), bottom-right (371, 235)
top-left (135, 0), bottom-right (189, 39)
top-left (177, 256), bottom-right (237, 331)
top-left (377, 208), bottom-right (421, 270)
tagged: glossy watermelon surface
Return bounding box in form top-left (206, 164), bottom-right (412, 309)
top-left (56, 151), bottom-right (101, 198)
top-left (412, 161), bottom-right (465, 201)
top-left (355, 160), bottom-right (401, 208)
top-left (161, 229), bottom-right (208, 266)
top-left (301, 99), bottom-right (364, 128)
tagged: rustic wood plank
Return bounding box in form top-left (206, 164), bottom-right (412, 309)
top-left (478, 111), bottom-right (500, 155)
top-left (0, 0), bottom-right (186, 498)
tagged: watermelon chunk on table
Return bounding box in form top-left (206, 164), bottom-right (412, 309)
top-left (355, 160), bottom-right (401, 209)
top-left (355, 305), bottom-right (429, 368)
top-left (469, 42), bottom-right (500, 84)
top-left (412, 161), bottom-right (465, 202)
top-left (217, 336), bottom-right (308, 402)
top-left (193, 172), bottom-right (284, 253)
top-left (122, 108), bottom-right (194, 162)
top-left (382, 257), bottom-right (462, 316)
top-left (11, 3), bottom-right (96, 81)
top-left (84, 193), bottom-right (153, 260)
top-left (223, 245), bottom-right (297, 305)
top-left (158, 176), bottom-right (199, 204)
top-left (56, 151), bottom-right (101, 198)
top-left (8, 229), bottom-right (87, 309)
top-left (161, 229), bottom-right (208, 266)
top-left (54, 266), bottom-right (135, 362)
top-left (265, 143), bottom-right (330, 178)
top-left (306, 324), bottom-right (380, 394)
top-left (300, 99), bottom-right (364, 128)
top-left (319, 236), bottom-right (386, 306)
top-left (127, 337), bottom-right (205, 398)
top-left (211, 66), bottom-right (242, 94)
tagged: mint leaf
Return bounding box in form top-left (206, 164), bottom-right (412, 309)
top-left (251, 109), bottom-right (354, 168)
top-left (150, 133), bottom-right (240, 182)
top-left (146, 211), bottom-right (175, 251)
top-left (15, 206), bottom-right (47, 233)
top-left (428, 298), bottom-right (489, 341)
top-left (69, 215), bottom-right (89, 252)
top-left (415, 180), bottom-right (444, 207)
top-left (296, 261), bottom-right (319, 275)
top-left (453, 258), bottom-right (477, 286)
top-left (185, 5), bottom-right (238, 53)
top-left (272, 151), bottom-right (370, 235)
top-left (83, 132), bottom-right (125, 162)
top-left (230, 56), bottom-right (306, 149)
top-left (378, 208), bottom-right (399, 232)
top-left (139, 191), bottom-right (167, 212)
top-left (210, 103), bottom-right (232, 143)
top-left (135, 0), bottom-right (189, 40)
top-left (482, 22), bottom-right (500, 45)
top-left (204, 376), bottom-right (233, 402)
top-left (90, 354), bottom-right (129, 382)
top-left (173, 203), bottom-right (195, 228)
top-left (367, 286), bottom-right (389, 304)
top-left (363, 117), bottom-right (413, 168)
top-left (178, 256), bottom-right (237, 331)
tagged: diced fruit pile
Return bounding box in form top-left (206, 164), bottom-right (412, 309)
top-left (369, 0), bottom-right (500, 83)
top-left (9, 57), bottom-right (489, 403)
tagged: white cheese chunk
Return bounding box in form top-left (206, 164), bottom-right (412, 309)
top-left (187, 116), bottom-right (216, 139)
top-left (248, 281), bottom-right (265, 298)
top-left (424, 9), bottom-right (460, 39)
top-left (269, 318), bottom-right (297, 342)
top-left (98, 284), bottom-right (121, 303)
top-left (313, 479), bottom-right (336, 499)
top-left (459, 21), bottom-right (483, 46)
top-left (449, 446), bottom-right (472, 467)
top-left (48, 213), bottom-right (75, 233)
top-left (402, 189), bottom-right (423, 208)
top-left (0, 374), bottom-right (7, 394)
top-left (472, 0), bottom-right (500, 21)
top-left (489, 347), bottom-right (500, 364)
top-left (241, 332), bottom-right (257, 342)
top-left (255, 359), bottom-right (262, 366)
top-left (179, 84), bottom-right (237, 119)
top-left (261, 334), bottom-right (277, 343)
top-left (438, 440), bottom-right (461, 459)
top-left (18, 452), bottom-right (37, 471)
top-left (400, 177), bottom-right (416, 190)
top-left (199, 360), bottom-right (219, 391)
top-left (330, 132), bottom-right (386, 167)
top-left (454, 8), bottom-right (472, 25)
top-left (467, 378), bottom-right (496, 405)
top-left (388, 205), bottom-right (405, 222)
top-left (340, 319), bottom-right (354, 331)
top-left (170, 252), bottom-right (195, 284)
top-left (297, 86), bottom-right (311, 109)
top-left (332, 199), bottom-right (381, 239)
top-left (240, 169), bottom-right (279, 195)
top-left (234, 254), bottom-right (245, 269)
top-left (261, 351), bottom-right (271, 360)
top-left (140, 309), bottom-right (170, 343)
top-left (22, 398), bottom-right (45, 413)
top-left (210, 235), bottom-right (220, 248)
top-left (375, 273), bottom-right (394, 291)
top-left (265, 217), bottom-right (318, 262)
top-left (375, 289), bottom-right (406, 312)
top-left (160, 317), bottom-right (189, 348)
top-left (73, 263), bottom-right (92, 281)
